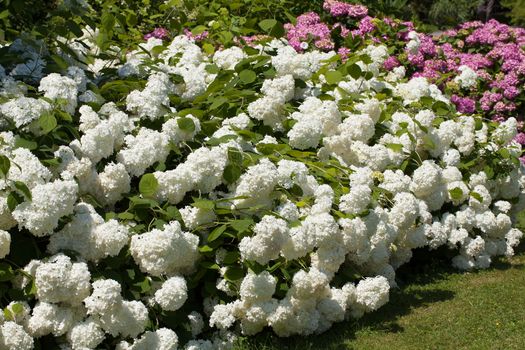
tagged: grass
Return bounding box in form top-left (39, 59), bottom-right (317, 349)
top-left (234, 244), bottom-right (525, 350)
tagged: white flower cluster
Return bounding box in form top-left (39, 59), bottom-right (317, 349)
top-left (130, 221), bottom-right (199, 276)
top-left (454, 65), bottom-right (478, 89)
top-left (12, 180), bottom-right (78, 236)
top-left (48, 203), bottom-right (129, 262)
top-left (0, 31), bottom-right (523, 349)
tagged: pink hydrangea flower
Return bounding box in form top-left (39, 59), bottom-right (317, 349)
top-left (184, 28), bottom-right (209, 41)
top-left (144, 28), bottom-right (170, 41)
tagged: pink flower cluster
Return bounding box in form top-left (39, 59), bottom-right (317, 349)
top-left (323, 0), bottom-right (368, 18)
top-left (285, 2), bottom-right (525, 126)
top-left (184, 28), bottom-right (209, 41)
top-left (143, 27), bottom-right (170, 41)
top-left (284, 12), bottom-right (334, 52)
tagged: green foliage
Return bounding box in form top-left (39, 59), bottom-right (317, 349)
top-left (502, 0), bottom-right (525, 26)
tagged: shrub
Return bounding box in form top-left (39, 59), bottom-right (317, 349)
top-left (0, 21), bottom-right (524, 347)
top-left (0, 1), bottom-right (524, 349)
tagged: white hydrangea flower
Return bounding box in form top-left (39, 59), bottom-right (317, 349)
top-left (77, 110), bottom-right (135, 164)
top-left (67, 318), bottom-right (105, 350)
top-left (116, 127), bottom-right (170, 177)
top-left (121, 328), bottom-right (178, 350)
top-left (239, 215), bottom-right (289, 265)
top-left (261, 74), bottom-right (295, 103)
top-left (0, 321), bottom-right (34, 350)
top-left (98, 300), bottom-right (149, 338)
top-left (0, 96), bottom-right (51, 127)
top-left (492, 117), bottom-right (518, 145)
top-left (126, 72), bottom-right (174, 120)
top-left (247, 96), bottom-right (285, 130)
top-left (272, 46), bottom-right (335, 80)
top-left (34, 254), bottom-right (91, 305)
top-left (213, 47), bottom-right (246, 70)
top-left (154, 276), bottom-right (188, 311)
top-left (355, 276), bottom-right (390, 311)
top-left (162, 115), bottom-right (201, 143)
top-left (0, 229), bottom-right (10, 258)
top-left (4, 147), bottom-right (52, 190)
top-left (85, 279), bottom-right (149, 338)
top-left (339, 185), bottom-right (371, 215)
top-left (239, 271), bottom-right (277, 303)
top-left (187, 312), bottom-right (204, 337)
top-left (38, 73), bottom-right (78, 114)
top-left (453, 65), bottom-right (478, 89)
top-left (48, 203), bottom-right (129, 262)
top-left (84, 279), bottom-right (122, 315)
top-left (27, 302), bottom-right (77, 337)
top-left (209, 303), bottom-right (237, 329)
top-left (410, 160), bottom-right (442, 197)
top-left (232, 158), bottom-right (279, 209)
top-left (395, 77), bottom-right (448, 105)
top-left (97, 162), bottom-right (131, 205)
top-left (130, 221), bottom-right (199, 276)
top-left (12, 179), bottom-right (78, 236)
top-left (180, 206), bottom-right (216, 230)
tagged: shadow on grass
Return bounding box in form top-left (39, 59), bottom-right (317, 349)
top-left (236, 243), bottom-right (525, 350)
top-left (236, 286), bottom-right (455, 350)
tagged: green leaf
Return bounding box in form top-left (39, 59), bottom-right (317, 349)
top-left (101, 12), bottom-right (115, 34)
top-left (55, 110), bottom-right (73, 122)
top-left (199, 245), bottom-right (214, 253)
top-left (207, 225), bottom-right (227, 242)
top-left (10, 303), bottom-right (23, 314)
top-left (177, 117), bottom-right (196, 132)
top-left (223, 164), bottom-right (242, 184)
top-left (422, 135), bottom-right (436, 150)
top-left (346, 64), bottom-right (362, 80)
top-left (206, 134), bottom-right (238, 146)
top-left (224, 266), bottom-right (245, 281)
top-left (165, 206), bottom-right (182, 221)
top-left (230, 219), bottom-right (253, 233)
top-left (126, 12), bottom-right (137, 26)
top-left (239, 70), bottom-right (257, 84)
top-left (192, 198), bottom-right (215, 210)
top-left (200, 261), bottom-right (220, 270)
top-left (483, 165), bottom-right (494, 180)
top-left (7, 192), bottom-right (23, 211)
top-left (259, 19), bottom-right (277, 32)
top-left (205, 64), bottom-right (220, 74)
top-left (37, 113), bottom-right (57, 134)
top-left (289, 184), bottom-right (303, 197)
top-left (222, 251), bottom-right (240, 264)
top-left (475, 117), bottom-right (483, 131)
top-left (14, 181), bottom-right (31, 201)
top-left (51, 55), bottom-right (68, 70)
top-left (138, 174), bottom-right (158, 198)
top-left (449, 187), bottom-right (464, 200)
top-left (324, 70), bottom-right (343, 85)
top-left (0, 155), bottom-right (10, 178)
top-left (470, 192), bottom-right (483, 203)
top-left (227, 148), bottom-right (243, 165)
top-left (203, 43), bottom-right (215, 55)
top-left (499, 148), bottom-right (510, 159)
top-left (209, 97), bottom-right (228, 110)
top-left (118, 212), bottom-right (135, 220)
top-left (432, 101), bottom-right (450, 116)
top-left (0, 262), bottom-right (13, 282)
top-left (385, 143), bottom-right (404, 152)
top-left (14, 138), bottom-right (37, 150)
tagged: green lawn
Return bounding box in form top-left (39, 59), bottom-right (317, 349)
top-left (235, 246), bottom-right (525, 350)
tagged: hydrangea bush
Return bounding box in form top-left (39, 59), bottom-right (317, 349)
top-left (288, 1), bottom-right (525, 134)
top-left (0, 2), bottom-right (524, 350)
